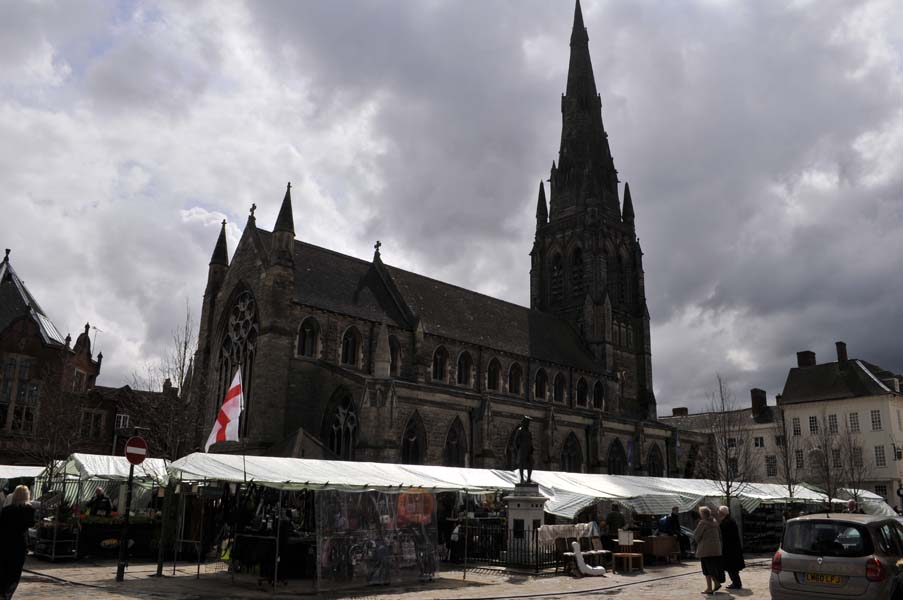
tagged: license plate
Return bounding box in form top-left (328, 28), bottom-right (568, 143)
top-left (805, 573), bottom-right (842, 585)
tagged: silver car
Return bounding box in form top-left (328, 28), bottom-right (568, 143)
top-left (770, 514), bottom-right (903, 600)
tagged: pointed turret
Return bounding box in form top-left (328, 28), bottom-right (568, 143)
top-left (622, 182), bottom-right (635, 225)
top-left (272, 182), bottom-right (296, 264)
top-left (210, 220), bottom-right (229, 266)
top-left (535, 181), bottom-right (548, 227)
top-left (274, 182), bottom-right (295, 234)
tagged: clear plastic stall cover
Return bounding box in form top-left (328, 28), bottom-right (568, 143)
top-left (316, 490), bottom-right (438, 591)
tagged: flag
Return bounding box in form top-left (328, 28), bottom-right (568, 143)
top-left (205, 369), bottom-right (243, 452)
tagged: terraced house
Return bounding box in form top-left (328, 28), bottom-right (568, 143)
top-left (192, 2), bottom-right (705, 476)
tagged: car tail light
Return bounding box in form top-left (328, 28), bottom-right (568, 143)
top-left (771, 550), bottom-right (782, 573)
top-left (866, 557), bottom-right (885, 582)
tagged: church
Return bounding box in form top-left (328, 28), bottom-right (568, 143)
top-left (190, 2), bottom-right (705, 477)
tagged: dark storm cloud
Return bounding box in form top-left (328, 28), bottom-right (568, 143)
top-left (0, 0), bottom-right (900, 412)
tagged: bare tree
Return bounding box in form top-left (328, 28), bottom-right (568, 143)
top-left (838, 421), bottom-right (874, 505)
top-left (701, 375), bottom-right (755, 503)
top-left (772, 409), bottom-right (802, 499)
top-left (804, 411), bottom-right (844, 505)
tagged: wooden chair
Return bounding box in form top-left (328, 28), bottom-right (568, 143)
top-left (590, 536), bottom-right (613, 567)
top-left (554, 537), bottom-right (575, 574)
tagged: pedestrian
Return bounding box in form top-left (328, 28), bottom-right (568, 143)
top-left (604, 503), bottom-right (625, 535)
top-left (693, 506), bottom-right (724, 595)
top-left (717, 505), bottom-right (745, 590)
top-left (0, 485), bottom-right (36, 599)
top-left (664, 506), bottom-right (690, 557)
top-left (86, 486), bottom-right (113, 516)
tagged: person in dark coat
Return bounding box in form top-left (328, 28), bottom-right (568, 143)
top-left (717, 505), bottom-right (745, 590)
top-left (0, 485), bottom-right (36, 599)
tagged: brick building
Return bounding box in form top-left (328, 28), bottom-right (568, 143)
top-left (192, 2), bottom-right (704, 475)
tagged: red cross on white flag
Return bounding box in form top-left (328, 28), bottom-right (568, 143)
top-left (205, 369), bottom-right (243, 452)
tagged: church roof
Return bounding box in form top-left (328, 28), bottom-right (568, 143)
top-left (263, 230), bottom-right (597, 371)
top-left (0, 253), bottom-right (66, 345)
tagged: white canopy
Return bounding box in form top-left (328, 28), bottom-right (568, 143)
top-left (0, 465), bottom-right (46, 480)
top-left (59, 453), bottom-right (169, 484)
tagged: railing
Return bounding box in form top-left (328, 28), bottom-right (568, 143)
top-left (451, 522), bottom-right (558, 572)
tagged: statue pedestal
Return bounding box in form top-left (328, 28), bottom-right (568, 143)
top-left (502, 483), bottom-right (548, 563)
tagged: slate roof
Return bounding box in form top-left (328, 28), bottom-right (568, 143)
top-left (780, 359), bottom-right (899, 405)
top-left (659, 405), bottom-right (778, 430)
top-left (0, 256), bottom-right (66, 345)
top-left (261, 230), bottom-right (597, 371)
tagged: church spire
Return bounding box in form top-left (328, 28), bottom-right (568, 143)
top-left (622, 182), bottom-right (635, 225)
top-left (210, 220), bottom-right (229, 266)
top-left (274, 182), bottom-right (294, 234)
top-left (535, 180), bottom-right (548, 226)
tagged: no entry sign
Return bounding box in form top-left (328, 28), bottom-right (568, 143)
top-left (124, 436), bottom-right (148, 465)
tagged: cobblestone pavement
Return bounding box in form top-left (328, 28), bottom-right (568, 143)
top-left (16, 556), bottom-right (774, 599)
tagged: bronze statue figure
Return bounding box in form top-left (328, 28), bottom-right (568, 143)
top-left (513, 416), bottom-right (534, 484)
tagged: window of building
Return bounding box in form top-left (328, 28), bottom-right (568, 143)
top-left (754, 437), bottom-right (764, 448)
top-left (766, 456), bottom-right (777, 477)
top-left (853, 446), bottom-right (863, 468)
top-left (561, 433), bottom-right (583, 473)
top-left (456, 352), bottom-right (472, 386)
top-left (325, 392), bottom-right (356, 460)
top-left (73, 369), bottom-right (86, 392)
top-left (341, 327), bottom-right (361, 367)
top-left (550, 254), bottom-right (564, 303)
top-left (775, 435), bottom-right (785, 447)
top-left (849, 412), bottom-right (860, 433)
top-left (431, 347), bottom-right (447, 381)
top-left (443, 417), bottom-right (467, 468)
top-left (401, 413), bottom-right (425, 465)
top-left (828, 414), bottom-right (838, 434)
top-left (487, 359), bottom-right (500, 391)
top-left (898, 410), bottom-right (902, 431)
top-left (553, 373), bottom-right (566, 404)
top-left (608, 439), bottom-right (628, 475)
top-left (792, 417), bottom-right (801, 436)
top-left (115, 414), bottom-right (130, 430)
top-left (647, 445), bottom-right (665, 477)
top-left (870, 410), bottom-right (882, 431)
top-left (576, 378), bottom-right (587, 406)
top-left (832, 448), bottom-right (842, 468)
top-left (728, 457), bottom-right (739, 476)
top-left (389, 336), bottom-right (400, 376)
top-left (570, 248), bottom-right (585, 297)
top-left (875, 445), bottom-right (886, 468)
top-left (0, 357), bottom-right (39, 434)
top-left (875, 485), bottom-right (888, 499)
top-left (593, 381), bottom-right (604, 410)
top-left (297, 317), bottom-right (319, 358)
top-left (508, 363), bottom-right (522, 396)
top-left (728, 437), bottom-right (737, 449)
top-left (80, 410), bottom-right (105, 441)
top-left (809, 416), bottom-right (819, 434)
top-left (0, 358), bottom-right (14, 428)
top-left (217, 289), bottom-right (259, 436)
top-left (534, 369), bottom-right (548, 400)
top-left (795, 449), bottom-right (804, 470)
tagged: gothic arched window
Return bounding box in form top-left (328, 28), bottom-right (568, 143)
top-left (341, 327), bottom-right (361, 367)
top-left (389, 336), bottom-right (400, 376)
top-left (401, 412), bottom-right (426, 465)
top-left (571, 247), bottom-right (585, 297)
top-left (508, 363), bottom-right (522, 396)
top-left (608, 439), bottom-right (628, 475)
top-left (456, 351), bottom-right (472, 386)
top-left (443, 417), bottom-right (467, 468)
top-left (297, 317), bottom-right (319, 358)
top-left (647, 444), bottom-right (665, 477)
top-left (593, 381), bottom-right (604, 410)
top-left (550, 253), bottom-right (564, 303)
top-left (684, 444), bottom-right (699, 479)
top-left (487, 358), bottom-right (500, 391)
top-left (324, 390), bottom-right (357, 460)
top-left (576, 378), bottom-right (588, 406)
top-left (432, 346), bottom-right (447, 381)
top-left (554, 373), bottom-right (566, 404)
top-left (534, 369), bottom-right (548, 401)
top-left (217, 289), bottom-right (259, 436)
top-left (561, 433), bottom-right (583, 473)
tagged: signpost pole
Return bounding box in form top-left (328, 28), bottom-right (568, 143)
top-left (116, 463), bottom-right (135, 582)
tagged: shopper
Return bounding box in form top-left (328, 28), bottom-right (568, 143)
top-left (693, 506), bottom-right (724, 595)
top-left (86, 487), bottom-right (113, 516)
top-left (0, 485), bottom-right (36, 599)
top-left (665, 506), bottom-right (690, 557)
top-left (604, 503), bottom-right (625, 535)
top-left (717, 505), bottom-right (745, 589)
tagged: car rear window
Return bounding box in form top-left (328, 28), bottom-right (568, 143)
top-left (783, 521), bottom-right (874, 557)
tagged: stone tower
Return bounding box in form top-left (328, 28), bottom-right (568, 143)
top-left (530, 0), bottom-right (655, 420)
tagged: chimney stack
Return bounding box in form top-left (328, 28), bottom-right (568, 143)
top-left (671, 407), bottom-right (689, 417)
top-left (750, 388), bottom-right (767, 418)
top-left (835, 341), bottom-right (848, 366)
top-left (797, 350), bottom-right (816, 367)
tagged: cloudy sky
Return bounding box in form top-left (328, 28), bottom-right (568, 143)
top-left (1, 0), bottom-right (901, 414)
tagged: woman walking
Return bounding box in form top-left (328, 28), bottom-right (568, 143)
top-left (0, 485), bottom-right (35, 599)
top-left (693, 506), bottom-right (724, 595)
top-left (718, 505), bottom-right (745, 589)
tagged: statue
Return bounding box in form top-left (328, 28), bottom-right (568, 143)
top-left (513, 416), bottom-right (534, 484)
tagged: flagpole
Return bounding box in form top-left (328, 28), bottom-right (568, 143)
top-left (238, 365), bottom-right (248, 484)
